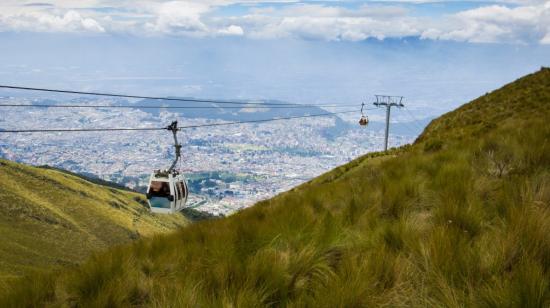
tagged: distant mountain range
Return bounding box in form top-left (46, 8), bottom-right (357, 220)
top-left (128, 98), bottom-right (353, 139)
top-left (127, 98), bottom-right (430, 138)
top-left (130, 98), bottom-right (330, 120)
top-left (21, 96), bottom-right (430, 138)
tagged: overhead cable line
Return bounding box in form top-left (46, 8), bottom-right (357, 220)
top-left (0, 103), bottom-right (363, 110)
top-left (0, 85), bottom-right (349, 107)
top-left (0, 110), bottom-right (359, 133)
top-left (403, 106), bottom-right (425, 130)
top-left (399, 121), bottom-right (422, 135)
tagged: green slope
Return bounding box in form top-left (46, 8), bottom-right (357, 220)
top-left (2, 68), bottom-right (550, 307)
top-left (0, 159), bottom-right (187, 287)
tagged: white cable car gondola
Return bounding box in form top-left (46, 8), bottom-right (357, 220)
top-left (146, 121), bottom-right (189, 214)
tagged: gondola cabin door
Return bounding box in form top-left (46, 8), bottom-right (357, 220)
top-left (147, 173), bottom-right (176, 214)
top-left (173, 175), bottom-right (188, 212)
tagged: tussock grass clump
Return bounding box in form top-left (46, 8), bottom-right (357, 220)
top-left (1, 68), bottom-right (550, 306)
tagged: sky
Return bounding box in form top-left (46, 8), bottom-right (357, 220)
top-left (1, 0), bottom-right (549, 43)
top-left (0, 0), bottom-right (549, 118)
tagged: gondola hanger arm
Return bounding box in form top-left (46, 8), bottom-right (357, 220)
top-left (166, 121), bottom-right (182, 172)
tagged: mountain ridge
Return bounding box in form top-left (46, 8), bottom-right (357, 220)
top-left (0, 158), bottom-right (187, 289)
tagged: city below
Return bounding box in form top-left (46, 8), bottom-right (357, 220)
top-left (0, 96), bottom-right (423, 216)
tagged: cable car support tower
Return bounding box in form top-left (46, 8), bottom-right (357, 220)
top-left (373, 95), bottom-right (404, 151)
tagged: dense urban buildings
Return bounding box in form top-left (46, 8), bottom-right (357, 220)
top-left (0, 97), bottom-right (418, 215)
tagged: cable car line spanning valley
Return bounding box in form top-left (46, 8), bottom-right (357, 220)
top-left (0, 109), bottom-right (362, 134)
top-left (0, 85), bottom-right (352, 108)
top-left (0, 107), bottom-right (362, 213)
top-left (0, 84), bottom-right (398, 214)
top-left (403, 106), bottom-right (425, 131)
top-left (0, 103), bottom-right (361, 110)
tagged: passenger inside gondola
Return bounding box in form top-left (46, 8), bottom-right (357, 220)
top-left (149, 181), bottom-right (170, 197)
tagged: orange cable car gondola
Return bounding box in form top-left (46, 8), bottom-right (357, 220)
top-left (359, 102), bottom-right (369, 126)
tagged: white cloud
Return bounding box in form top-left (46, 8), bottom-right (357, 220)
top-left (422, 3), bottom-right (550, 44)
top-left (0, 1), bottom-right (548, 44)
top-left (247, 3), bottom-right (408, 19)
top-left (144, 1), bottom-right (210, 35)
top-left (240, 3), bottom-right (415, 41)
top-left (218, 25), bottom-right (244, 36)
top-left (248, 16), bottom-right (418, 41)
top-left (0, 10), bottom-right (105, 33)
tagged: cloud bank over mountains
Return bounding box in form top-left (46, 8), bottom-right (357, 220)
top-left (0, 1), bottom-right (548, 44)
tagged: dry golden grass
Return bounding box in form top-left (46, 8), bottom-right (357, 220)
top-left (0, 159), bottom-right (187, 288)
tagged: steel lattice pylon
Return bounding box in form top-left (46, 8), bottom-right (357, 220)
top-left (373, 95), bottom-right (404, 151)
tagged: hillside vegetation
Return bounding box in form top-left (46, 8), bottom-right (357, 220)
top-left (0, 159), bottom-right (187, 289)
top-left (2, 68), bottom-right (550, 307)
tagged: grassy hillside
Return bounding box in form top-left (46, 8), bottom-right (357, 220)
top-left (0, 159), bottom-right (187, 288)
top-left (2, 68), bottom-right (549, 307)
